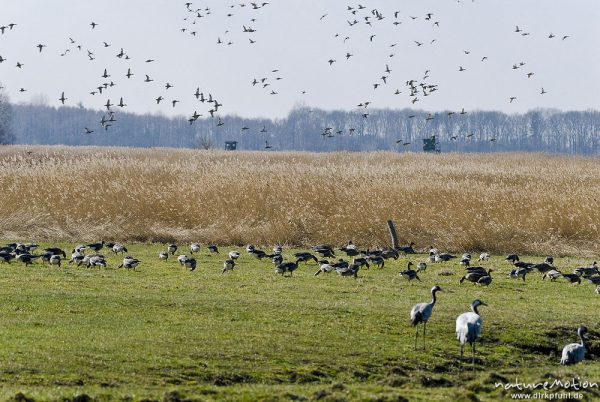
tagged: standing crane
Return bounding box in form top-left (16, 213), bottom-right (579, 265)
top-left (560, 326), bottom-right (588, 365)
top-left (410, 285), bottom-right (442, 350)
top-left (456, 299), bottom-right (488, 369)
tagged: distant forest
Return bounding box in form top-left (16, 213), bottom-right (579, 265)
top-left (5, 102), bottom-right (600, 154)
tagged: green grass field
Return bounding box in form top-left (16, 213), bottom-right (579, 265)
top-left (0, 243), bottom-right (598, 401)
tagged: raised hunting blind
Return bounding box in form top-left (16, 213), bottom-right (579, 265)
top-left (224, 141), bottom-right (238, 151)
top-left (423, 135), bottom-right (440, 153)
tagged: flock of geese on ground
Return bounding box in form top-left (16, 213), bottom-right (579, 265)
top-left (0, 239), bottom-right (595, 369)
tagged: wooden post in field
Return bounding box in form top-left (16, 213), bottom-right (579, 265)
top-left (387, 220), bottom-right (399, 249)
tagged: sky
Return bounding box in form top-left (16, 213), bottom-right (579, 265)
top-left (0, 0), bottom-right (599, 120)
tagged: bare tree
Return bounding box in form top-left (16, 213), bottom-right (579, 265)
top-left (195, 133), bottom-right (214, 150)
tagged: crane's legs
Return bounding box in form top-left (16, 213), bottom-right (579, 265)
top-left (414, 326), bottom-right (419, 350)
top-left (423, 322), bottom-right (427, 350)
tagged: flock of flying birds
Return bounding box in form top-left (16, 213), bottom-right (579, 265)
top-left (0, 2), bottom-right (573, 149)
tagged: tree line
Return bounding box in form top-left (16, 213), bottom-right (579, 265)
top-left (3, 100), bottom-right (600, 154)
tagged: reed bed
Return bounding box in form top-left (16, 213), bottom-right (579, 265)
top-left (0, 146), bottom-right (598, 255)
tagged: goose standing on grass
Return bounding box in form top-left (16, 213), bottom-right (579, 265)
top-left (275, 261), bottom-right (298, 276)
top-left (435, 252), bottom-right (456, 262)
top-left (560, 326), bottom-right (588, 365)
top-left (574, 262), bottom-right (599, 277)
top-left (0, 251), bottom-right (14, 263)
top-left (185, 258), bottom-right (197, 271)
top-left (167, 244), bottom-right (178, 255)
top-left (228, 251), bottom-right (240, 260)
top-left (410, 285), bottom-right (442, 350)
top-left (86, 255), bottom-right (106, 268)
top-left (456, 299), bottom-right (487, 369)
top-left (542, 269), bottom-right (561, 281)
top-left (400, 262), bottom-right (421, 282)
top-left (397, 242), bottom-right (416, 254)
top-left (367, 255), bottom-right (385, 269)
top-left (478, 252), bottom-right (490, 262)
top-left (339, 241), bottom-right (360, 257)
top-left (352, 257), bottom-right (370, 269)
top-left (460, 268), bottom-right (492, 284)
top-left (15, 253), bottom-right (40, 267)
top-left (178, 255), bottom-right (189, 266)
top-left (73, 244), bottom-right (86, 254)
top-left (69, 251), bottom-right (84, 265)
top-left (208, 245), bottom-right (219, 254)
top-left (159, 251), bottom-right (169, 261)
top-left (49, 254), bottom-right (61, 267)
top-left (314, 260), bottom-right (335, 276)
top-left (509, 267), bottom-right (528, 281)
top-left (313, 245), bottom-right (335, 258)
top-left (118, 256), bottom-right (140, 270)
top-left (222, 259), bottom-right (235, 274)
top-left (112, 243), bottom-right (127, 254)
top-left (86, 241), bottom-right (104, 252)
top-left (382, 249), bottom-right (399, 260)
top-left (44, 247), bottom-right (66, 258)
top-left (417, 262), bottom-right (427, 272)
top-left (336, 262), bottom-right (360, 278)
top-left (248, 247), bottom-right (267, 259)
top-left (294, 252), bottom-right (318, 264)
top-left (190, 243), bottom-right (201, 254)
top-left (561, 272), bottom-right (582, 284)
top-left (272, 254), bottom-right (283, 266)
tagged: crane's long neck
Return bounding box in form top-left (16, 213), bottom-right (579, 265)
top-left (578, 330), bottom-right (586, 347)
top-left (430, 289), bottom-right (438, 306)
top-left (471, 303), bottom-right (480, 315)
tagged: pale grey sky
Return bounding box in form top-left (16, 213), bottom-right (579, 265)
top-left (0, 0), bottom-right (598, 119)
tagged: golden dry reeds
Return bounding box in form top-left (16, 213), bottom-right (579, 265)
top-left (0, 146), bottom-right (599, 255)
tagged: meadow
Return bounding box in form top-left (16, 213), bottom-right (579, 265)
top-left (1, 146), bottom-right (600, 255)
top-left (0, 147), bottom-right (599, 401)
top-left (0, 243), bottom-right (597, 402)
